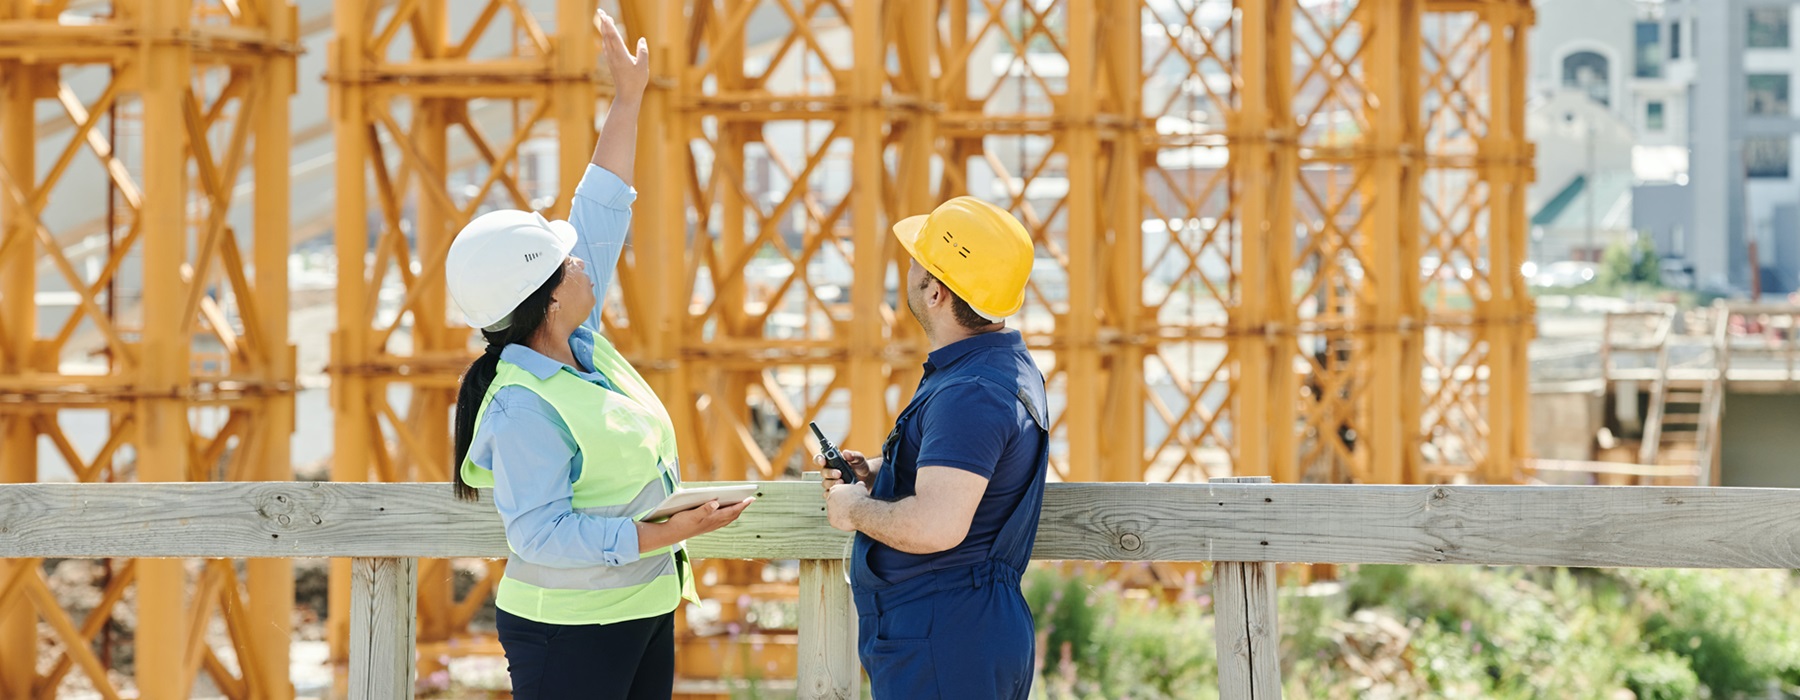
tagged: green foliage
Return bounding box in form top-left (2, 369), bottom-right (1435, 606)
top-left (1021, 565), bottom-right (1800, 699)
top-left (1597, 237), bottom-right (1663, 289)
top-left (1024, 567), bottom-right (1106, 675)
top-left (1621, 651), bottom-right (1701, 700)
top-left (1621, 568), bottom-right (1800, 697)
top-left (1025, 567), bottom-right (1218, 699)
top-left (1633, 239), bottom-right (1663, 287)
top-left (1602, 241), bottom-right (1639, 288)
top-left (1337, 566), bottom-right (1635, 699)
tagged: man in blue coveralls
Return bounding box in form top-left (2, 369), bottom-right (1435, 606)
top-left (817, 196), bottom-right (1050, 699)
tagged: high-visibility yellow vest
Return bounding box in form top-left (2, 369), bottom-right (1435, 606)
top-left (460, 333), bottom-right (698, 626)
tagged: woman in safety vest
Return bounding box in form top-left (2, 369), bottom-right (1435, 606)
top-left (444, 11), bottom-right (752, 699)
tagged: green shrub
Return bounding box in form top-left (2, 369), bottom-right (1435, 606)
top-left (1016, 565), bottom-right (1800, 700)
top-left (1621, 651), bottom-right (1701, 700)
top-left (1026, 566), bottom-right (1218, 699)
top-left (1024, 567), bottom-right (1107, 676)
top-left (1622, 568), bottom-right (1800, 697)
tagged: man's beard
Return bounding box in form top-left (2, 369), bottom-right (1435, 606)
top-left (905, 287), bottom-right (929, 335)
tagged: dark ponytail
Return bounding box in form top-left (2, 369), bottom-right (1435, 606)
top-left (453, 264), bottom-right (568, 501)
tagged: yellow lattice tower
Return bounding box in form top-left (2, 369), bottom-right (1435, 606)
top-left (0, 0), bottom-right (297, 697)
top-left (313, 0), bottom-right (1534, 691)
top-left (1417, 0), bottom-right (1535, 484)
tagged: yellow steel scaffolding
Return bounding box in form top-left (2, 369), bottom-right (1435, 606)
top-left (1, 0), bottom-right (1534, 695)
top-left (0, 0), bottom-right (298, 696)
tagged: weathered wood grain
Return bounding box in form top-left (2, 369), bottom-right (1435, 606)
top-left (4, 481), bottom-right (1800, 569)
top-left (0, 481), bottom-right (511, 558)
top-left (1211, 477), bottom-right (1282, 700)
top-left (1213, 561), bottom-right (1254, 699)
top-left (794, 471), bottom-right (861, 700)
top-left (0, 480), bottom-right (837, 560)
top-left (349, 557), bottom-right (415, 700)
top-left (798, 558), bottom-right (859, 699)
top-left (1242, 561), bottom-right (1281, 696)
top-left (686, 480), bottom-right (852, 560)
top-left (1029, 482), bottom-right (1800, 569)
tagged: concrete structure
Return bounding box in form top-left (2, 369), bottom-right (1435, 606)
top-left (1526, 88), bottom-right (1639, 262)
top-left (1530, 0), bottom-right (1800, 293)
top-left (1640, 0), bottom-right (1800, 293)
top-left (1687, 0), bottom-right (1800, 293)
top-left (1528, 0), bottom-right (1646, 263)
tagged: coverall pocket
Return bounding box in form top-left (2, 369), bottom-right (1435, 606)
top-left (864, 638), bottom-right (943, 699)
top-left (874, 596), bottom-right (933, 641)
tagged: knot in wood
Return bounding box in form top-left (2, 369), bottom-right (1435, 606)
top-left (1119, 533), bottom-right (1142, 552)
top-left (257, 491), bottom-right (295, 519)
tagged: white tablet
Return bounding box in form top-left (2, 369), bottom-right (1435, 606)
top-left (639, 484), bottom-right (759, 522)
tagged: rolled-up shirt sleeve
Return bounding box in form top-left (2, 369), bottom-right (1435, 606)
top-left (567, 164), bottom-right (636, 334)
top-left (468, 387), bottom-right (641, 568)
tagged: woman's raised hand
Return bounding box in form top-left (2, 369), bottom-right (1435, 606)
top-left (598, 9), bottom-right (649, 100)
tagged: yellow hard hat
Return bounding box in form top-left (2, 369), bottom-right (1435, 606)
top-left (892, 197), bottom-right (1034, 320)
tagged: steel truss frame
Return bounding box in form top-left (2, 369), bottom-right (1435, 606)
top-left (4, 0), bottom-right (1531, 694)
top-left (0, 0), bottom-right (298, 697)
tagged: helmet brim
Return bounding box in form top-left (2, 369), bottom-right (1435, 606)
top-left (891, 214), bottom-right (928, 263)
top-left (544, 217), bottom-right (579, 257)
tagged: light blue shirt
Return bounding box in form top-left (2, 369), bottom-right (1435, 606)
top-left (466, 164), bottom-right (645, 569)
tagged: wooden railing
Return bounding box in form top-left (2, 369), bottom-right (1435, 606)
top-left (5, 478), bottom-right (1800, 699)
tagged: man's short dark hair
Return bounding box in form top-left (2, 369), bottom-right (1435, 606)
top-left (923, 271), bottom-right (997, 330)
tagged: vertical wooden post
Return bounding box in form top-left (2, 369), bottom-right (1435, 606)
top-left (408, 0), bottom-right (453, 677)
top-left (848, 0), bottom-right (888, 452)
top-left (1359, 0), bottom-right (1423, 485)
top-left (327, 0), bottom-right (372, 666)
top-left (1063, 0), bottom-right (1103, 482)
top-left (798, 472), bottom-right (860, 699)
top-left (1266, 0), bottom-right (1300, 484)
top-left (1102, 0), bottom-right (1145, 484)
top-left (626, 0), bottom-right (698, 461)
top-left (798, 560), bottom-right (860, 699)
top-left (1210, 476), bottom-right (1281, 699)
top-left (137, 0), bottom-right (195, 693)
top-left (1236, 0), bottom-right (1273, 480)
top-left (708, 0), bottom-right (753, 485)
top-left (0, 19), bottom-right (39, 697)
top-left (889, 0), bottom-right (936, 400)
top-left (350, 557), bottom-right (417, 700)
top-left (250, 3), bottom-right (298, 696)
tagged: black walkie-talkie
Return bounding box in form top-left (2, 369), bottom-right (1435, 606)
top-left (809, 422), bottom-right (857, 484)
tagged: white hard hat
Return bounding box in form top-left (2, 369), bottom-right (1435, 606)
top-left (446, 209), bottom-right (578, 331)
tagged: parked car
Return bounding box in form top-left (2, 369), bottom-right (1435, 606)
top-left (1659, 257), bottom-right (1695, 289)
top-left (1529, 260), bottom-right (1597, 289)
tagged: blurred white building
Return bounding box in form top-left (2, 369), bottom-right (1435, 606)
top-left (1533, 0), bottom-right (1800, 294)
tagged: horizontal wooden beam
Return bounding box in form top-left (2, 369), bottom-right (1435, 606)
top-left (2, 481), bottom-right (1799, 569)
top-left (1527, 459), bottom-right (1700, 478)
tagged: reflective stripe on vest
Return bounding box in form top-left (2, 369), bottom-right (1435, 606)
top-left (500, 481), bottom-right (685, 591)
top-left (460, 333), bottom-right (697, 626)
